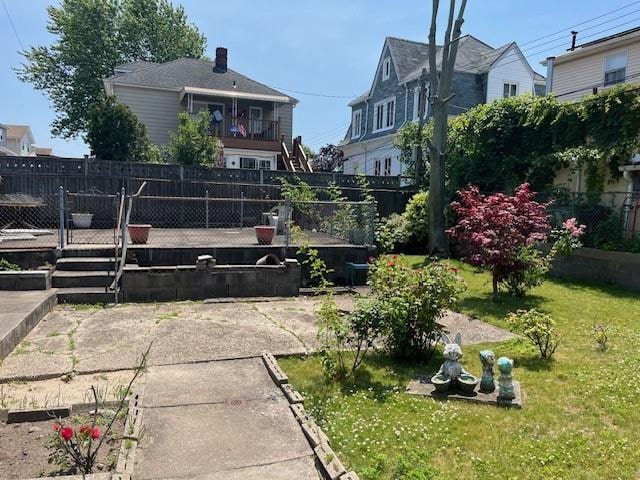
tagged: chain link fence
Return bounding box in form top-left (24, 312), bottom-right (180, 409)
top-left (0, 190), bottom-right (376, 250)
top-left (542, 191), bottom-right (640, 252)
top-left (0, 192), bottom-right (60, 249)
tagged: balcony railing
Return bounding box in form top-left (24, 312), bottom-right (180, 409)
top-left (210, 117), bottom-right (280, 142)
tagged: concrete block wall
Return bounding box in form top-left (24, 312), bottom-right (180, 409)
top-left (551, 247), bottom-right (640, 292)
top-left (0, 271), bottom-right (51, 290)
top-left (121, 260), bottom-right (300, 302)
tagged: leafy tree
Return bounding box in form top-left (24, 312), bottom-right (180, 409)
top-left (165, 111), bottom-right (220, 168)
top-left (447, 183), bottom-right (551, 298)
top-left (301, 145), bottom-right (316, 161)
top-left (18, 0), bottom-right (206, 138)
top-left (86, 96), bottom-right (159, 163)
top-left (311, 144), bottom-right (344, 172)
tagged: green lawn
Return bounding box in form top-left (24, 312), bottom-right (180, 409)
top-left (280, 257), bottom-right (640, 480)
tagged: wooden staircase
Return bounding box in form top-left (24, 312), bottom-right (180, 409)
top-left (279, 135), bottom-right (313, 173)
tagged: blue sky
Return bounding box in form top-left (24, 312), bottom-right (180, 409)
top-left (1, 0), bottom-right (638, 157)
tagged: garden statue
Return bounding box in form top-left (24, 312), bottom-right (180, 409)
top-left (479, 350), bottom-right (496, 393)
top-left (431, 332), bottom-right (478, 394)
top-left (497, 357), bottom-right (515, 400)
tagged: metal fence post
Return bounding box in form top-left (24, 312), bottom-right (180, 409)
top-left (58, 185), bottom-right (65, 249)
top-left (368, 201), bottom-right (376, 246)
top-left (205, 190), bottom-right (209, 229)
top-left (240, 192), bottom-right (244, 228)
top-left (284, 196), bottom-right (291, 247)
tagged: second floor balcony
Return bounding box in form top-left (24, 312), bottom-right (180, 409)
top-left (210, 116), bottom-right (280, 151)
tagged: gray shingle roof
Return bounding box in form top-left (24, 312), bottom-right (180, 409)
top-left (114, 60), bottom-right (158, 74)
top-left (107, 58), bottom-right (297, 103)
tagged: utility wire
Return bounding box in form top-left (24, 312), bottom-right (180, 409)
top-left (518, 0), bottom-right (640, 48)
top-left (1, 0), bottom-right (24, 51)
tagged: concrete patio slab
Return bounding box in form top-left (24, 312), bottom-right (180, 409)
top-left (141, 358), bottom-right (281, 408)
top-left (157, 456), bottom-right (321, 480)
top-left (0, 290), bottom-right (56, 361)
top-left (134, 358), bottom-right (319, 479)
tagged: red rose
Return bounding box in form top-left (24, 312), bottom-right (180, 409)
top-left (91, 427), bottom-right (101, 440)
top-left (79, 425), bottom-right (91, 435)
top-left (60, 426), bottom-right (74, 441)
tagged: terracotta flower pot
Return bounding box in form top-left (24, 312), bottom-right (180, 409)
top-left (128, 224), bottom-right (151, 244)
top-left (254, 226), bottom-right (275, 245)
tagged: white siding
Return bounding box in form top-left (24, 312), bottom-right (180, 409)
top-left (112, 85), bottom-right (185, 146)
top-left (486, 46), bottom-right (536, 102)
top-left (342, 138), bottom-right (402, 177)
top-left (552, 42), bottom-right (640, 101)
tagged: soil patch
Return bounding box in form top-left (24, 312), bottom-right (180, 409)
top-left (0, 416), bottom-right (124, 479)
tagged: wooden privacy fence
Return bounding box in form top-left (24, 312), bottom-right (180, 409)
top-left (0, 156), bottom-right (416, 217)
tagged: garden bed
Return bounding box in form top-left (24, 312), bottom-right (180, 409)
top-left (0, 416), bottom-right (125, 479)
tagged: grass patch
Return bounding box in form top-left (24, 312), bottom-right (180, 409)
top-left (280, 257), bottom-right (640, 479)
top-left (155, 311), bottom-right (179, 324)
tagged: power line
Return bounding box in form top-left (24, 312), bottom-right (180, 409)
top-left (1, 0), bottom-right (24, 51)
top-left (304, 122), bottom-right (351, 142)
top-left (518, 0), bottom-right (640, 49)
top-left (267, 85), bottom-right (357, 100)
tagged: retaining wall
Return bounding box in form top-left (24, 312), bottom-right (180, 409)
top-left (551, 247), bottom-right (640, 292)
top-left (121, 259), bottom-right (301, 302)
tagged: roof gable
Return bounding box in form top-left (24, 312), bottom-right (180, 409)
top-left (4, 125), bottom-right (34, 143)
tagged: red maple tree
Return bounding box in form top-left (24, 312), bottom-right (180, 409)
top-left (447, 183), bottom-right (551, 297)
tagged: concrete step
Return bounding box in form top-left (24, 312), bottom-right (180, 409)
top-left (61, 247), bottom-right (115, 258)
top-left (55, 287), bottom-right (121, 305)
top-left (56, 257), bottom-right (118, 271)
top-left (52, 270), bottom-right (115, 288)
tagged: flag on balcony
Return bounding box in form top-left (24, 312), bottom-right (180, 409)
top-left (238, 123), bottom-right (247, 138)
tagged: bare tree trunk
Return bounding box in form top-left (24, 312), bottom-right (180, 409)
top-left (427, 0), bottom-right (468, 257)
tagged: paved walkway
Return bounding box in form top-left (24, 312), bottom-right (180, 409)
top-left (135, 358), bottom-right (320, 479)
top-left (0, 290), bottom-right (56, 360)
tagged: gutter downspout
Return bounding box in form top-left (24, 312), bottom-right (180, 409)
top-left (545, 57), bottom-right (555, 95)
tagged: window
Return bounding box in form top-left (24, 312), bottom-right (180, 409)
top-left (352, 109), bottom-right (362, 138)
top-left (384, 157), bottom-right (392, 176)
top-left (259, 159), bottom-right (271, 170)
top-left (374, 159), bottom-right (381, 176)
top-left (604, 52), bottom-right (627, 86)
top-left (240, 157), bottom-right (256, 169)
top-left (375, 103), bottom-right (384, 131)
top-left (413, 85), bottom-right (428, 121)
top-left (373, 96), bottom-right (396, 132)
top-left (503, 83), bottom-right (518, 98)
top-left (240, 157), bottom-right (271, 170)
top-left (382, 57), bottom-right (391, 80)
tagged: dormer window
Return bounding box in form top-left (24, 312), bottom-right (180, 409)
top-left (382, 57), bottom-right (391, 81)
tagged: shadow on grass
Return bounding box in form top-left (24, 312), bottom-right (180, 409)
top-left (335, 351), bottom-right (444, 401)
top-left (511, 354), bottom-right (554, 372)
top-left (458, 292), bottom-right (546, 321)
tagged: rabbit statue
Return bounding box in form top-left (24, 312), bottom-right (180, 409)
top-left (436, 332), bottom-right (468, 381)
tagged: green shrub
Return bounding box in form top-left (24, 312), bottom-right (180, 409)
top-left (369, 256), bottom-right (466, 360)
top-left (375, 213), bottom-right (410, 253)
top-left (0, 259), bottom-right (20, 271)
top-left (165, 110), bottom-right (220, 168)
top-left (403, 191), bottom-right (429, 246)
top-left (501, 246), bottom-right (550, 297)
top-left (507, 309), bottom-right (559, 359)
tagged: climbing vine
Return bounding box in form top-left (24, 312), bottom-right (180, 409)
top-left (394, 84), bottom-right (640, 193)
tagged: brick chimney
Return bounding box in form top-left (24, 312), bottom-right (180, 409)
top-left (214, 47), bottom-right (228, 72)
